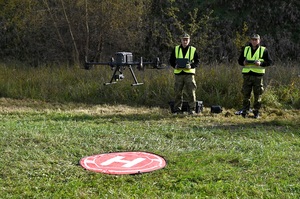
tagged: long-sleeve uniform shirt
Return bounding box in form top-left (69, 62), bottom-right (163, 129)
top-left (169, 44), bottom-right (200, 74)
top-left (238, 43), bottom-right (273, 76)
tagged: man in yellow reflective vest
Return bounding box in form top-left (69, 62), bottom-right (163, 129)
top-left (238, 34), bottom-right (273, 118)
top-left (169, 33), bottom-right (200, 115)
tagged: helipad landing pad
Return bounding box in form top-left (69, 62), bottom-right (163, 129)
top-left (80, 152), bottom-right (166, 175)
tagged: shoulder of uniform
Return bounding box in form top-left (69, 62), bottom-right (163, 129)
top-left (243, 46), bottom-right (250, 51)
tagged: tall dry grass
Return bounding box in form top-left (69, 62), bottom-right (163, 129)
top-left (0, 61), bottom-right (299, 109)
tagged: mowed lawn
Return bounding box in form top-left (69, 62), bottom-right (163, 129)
top-left (0, 98), bottom-right (299, 198)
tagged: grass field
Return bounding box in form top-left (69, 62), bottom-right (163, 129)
top-left (0, 98), bottom-right (299, 198)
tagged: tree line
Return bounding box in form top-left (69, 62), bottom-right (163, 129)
top-left (1, 0), bottom-right (299, 66)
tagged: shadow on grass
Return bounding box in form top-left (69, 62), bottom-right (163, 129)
top-left (46, 111), bottom-right (169, 122)
top-left (45, 110), bottom-right (300, 133)
top-left (189, 117), bottom-right (300, 135)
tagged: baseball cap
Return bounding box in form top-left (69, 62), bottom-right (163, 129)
top-left (251, 34), bottom-right (260, 39)
top-left (181, 33), bottom-right (190, 39)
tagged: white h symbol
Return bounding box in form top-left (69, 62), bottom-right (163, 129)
top-left (101, 156), bottom-right (145, 168)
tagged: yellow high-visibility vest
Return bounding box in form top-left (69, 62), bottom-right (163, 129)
top-left (174, 45), bottom-right (196, 74)
top-left (242, 46), bottom-right (266, 74)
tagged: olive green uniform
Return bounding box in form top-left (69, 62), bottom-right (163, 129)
top-left (238, 39), bottom-right (273, 116)
top-left (174, 74), bottom-right (197, 111)
top-left (169, 41), bottom-right (200, 113)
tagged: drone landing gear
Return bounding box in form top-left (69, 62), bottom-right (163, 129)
top-left (104, 65), bottom-right (143, 86)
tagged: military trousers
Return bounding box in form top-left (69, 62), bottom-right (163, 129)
top-left (174, 74), bottom-right (197, 112)
top-left (242, 74), bottom-right (264, 112)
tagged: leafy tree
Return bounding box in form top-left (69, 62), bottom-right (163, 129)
top-left (0, 0), bottom-right (40, 63)
top-left (145, 0), bottom-right (219, 63)
top-left (1, 0), bottom-right (300, 65)
top-left (84, 0), bottom-right (152, 62)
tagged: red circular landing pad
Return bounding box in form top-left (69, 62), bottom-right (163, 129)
top-left (80, 152), bottom-right (166, 175)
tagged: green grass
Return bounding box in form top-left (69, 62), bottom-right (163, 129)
top-left (1, 98), bottom-right (299, 198)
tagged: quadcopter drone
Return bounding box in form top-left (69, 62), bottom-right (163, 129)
top-left (84, 52), bottom-right (164, 86)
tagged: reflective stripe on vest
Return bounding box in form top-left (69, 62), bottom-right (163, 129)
top-left (174, 45), bottom-right (196, 74)
top-left (242, 46), bottom-right (266, 74)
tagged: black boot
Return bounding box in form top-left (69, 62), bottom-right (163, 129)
top-left (241, 110), bottom-right (248, 118)
top-left (253, 110), bottom-right (260, 119)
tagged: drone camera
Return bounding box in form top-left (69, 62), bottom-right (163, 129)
top-left (114, 74), bottom-right (124, 81)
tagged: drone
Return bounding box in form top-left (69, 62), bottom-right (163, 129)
top-left (84, 52), bottom-right (164, 86)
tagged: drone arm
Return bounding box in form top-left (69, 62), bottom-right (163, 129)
top-left (141, 57), bottom-right (162, 69)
